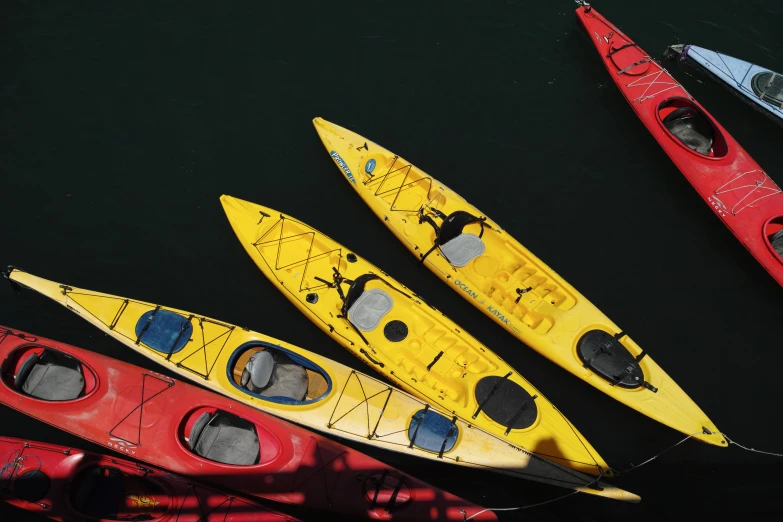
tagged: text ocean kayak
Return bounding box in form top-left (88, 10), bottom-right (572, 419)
top-left (665, 43), bottom-right (783, 127)
top-left (575, 4), bottom-right (783, 287)
top-left (312, 117), bottom-right (724, 447)
top-left (0, 325), bottom-right (494, 521)
top-left (0, 437), bottom-right (298, 522)
top-left (219, 196), bottom-right (626, 485)
top-left (4, 269), bottom-right (637, 501)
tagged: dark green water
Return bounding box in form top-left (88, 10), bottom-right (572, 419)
top-left (2, 1), bottom-right (782, 520)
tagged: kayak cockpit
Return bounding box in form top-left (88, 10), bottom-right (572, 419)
top-left (751, 72), bottom-right (783, 107)
top-left (229, 343), bottom-right (331, 404)
top-left (363, 472), bottom-right (412, 512)
top-left (181, 407), bottom-right (276, 466)
top-left (71, 466), bottom-right (168, 520)
top-left (473, 375), bottom-right (538, 434)
top-left (764, 216), bottom-right (783, 261)
top-left (407, 408), bottom-right (459, 455)
top-left (577, 330), bottom-right (657, 392)
top-left (135, 309), bottom-right (193, 356)
top-left (658, 98), bottom-right (728, 158)
top-left (2, 346), bottom-right (97, 402)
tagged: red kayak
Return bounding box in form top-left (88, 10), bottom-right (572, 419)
top-left (0, 437), bottom-right (298, 522)
top-left (0, 327), bottom-right (494, 521)
top-left (576, 3), bottom-right (783, 287)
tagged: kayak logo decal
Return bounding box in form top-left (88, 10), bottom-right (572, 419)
top-left (714, 169), bottom-right (782, 215)
top-left (365, 158), bottom-right (376, 174)
top-left (454, 279), bottom-right (479, 300)
top-left (487, 305), bottom-right (511, 325)
top-left (331, 151), bottom-right (356, 185)
top-left (108, 438), bottom-right (137, 455)
top-left (127, 493), bottom-right (159, 511)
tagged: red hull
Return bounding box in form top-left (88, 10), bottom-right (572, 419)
top-left (0, 437), bottom-right (297, 522)
top-left (0, 327), bottom-right (494, 521)
top-left (576, 4), bottom-right (783, 288)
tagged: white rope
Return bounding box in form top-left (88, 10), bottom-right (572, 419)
top-left (619, 432), bottom-right (698, 474)
top-left (626, 68), bottom-right (683, 103)
top-left (462, 431), bottom-right (783, 520)
top-left (722, 433), bottom-right (783, 457)
top-left (713, 169), bottom-right (782, 215)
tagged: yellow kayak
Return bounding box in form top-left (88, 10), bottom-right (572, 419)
top-left (312, 117), bottom-right (724, 447)
top-left (220, 196), bottom-right (617, 482)
top-left (6, 268), bottom-right (638, 501)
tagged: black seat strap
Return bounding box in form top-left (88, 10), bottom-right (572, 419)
top-left (370, 470), bottom-right (389, 508)
top-left (426, 351), bottom-right (444, 371)
top-left (504, 395), bottom-right (537, 436)
top-left (408, 405), bottom-right (429, 448)
top-left (438, 417), bottom-right (458, 458)
top-left (385, 475), bottom-right (406, 513)
top-left (136, 306), bottom-right (161, 345)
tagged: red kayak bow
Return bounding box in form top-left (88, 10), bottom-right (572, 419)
top-left (0, 326), bottom-right (494, 521)
top-left (0, 437), bottom-right (299, 521)
top-left (576, 3), bottom-right (783, 288)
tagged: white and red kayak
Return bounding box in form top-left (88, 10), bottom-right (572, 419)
top-left (576, 3), bottom-right (783, 287)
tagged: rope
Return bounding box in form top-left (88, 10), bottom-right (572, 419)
top-left (722, 433), bottom-right (783, 457)
top-left (461, 431), bottom-right (783, 520)
top-left (463, 470), bottom-right (607, 521)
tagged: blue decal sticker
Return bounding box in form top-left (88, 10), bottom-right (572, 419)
top-left (330, 151), bottom-right (356, 185)
top-left (365, 158), bottom-right (376, 174)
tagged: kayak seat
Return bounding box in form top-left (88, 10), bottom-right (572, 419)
top-left (577, 330), bottom-right (647, 389)
top-left (407, 408), bottom-right (459, 454)
top-left (347, 287), bottom-right (394, 332)
top-left (241, 350), bottom-right (308, 401)
top-left (135, 309), bottom-right (193, 355)
top-left (72, 467), bottom-right (125, 519)
top-left (663, 106), bottom-right (714, 155)
top-left (771, 229), bottom-right (783, 258)
top-left (473, 375), bottom-right (537, 433)
top-left (14, 350), bottom-right (85, 401)
top-left (441, 234), bottom-right (486, 267)
top-left (751, 72), bottom-right (783, 107)
top-left (438, 211), bottom-right (487, 267)
top-left (189, 410), bottom-right (260, 466)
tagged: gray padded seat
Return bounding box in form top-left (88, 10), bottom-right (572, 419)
top-left (14, 352), bottom-right (85, 401)
top-left (440, 233), bottom-right (486, 267)
top-left (241, 350), bottom-right (308, 401)
top-left (347, 288), bottom-right (394, 332)
top-left (188, 411), bottom-right (260, 466)
top-left (771, 228), bottom-right (783, 257)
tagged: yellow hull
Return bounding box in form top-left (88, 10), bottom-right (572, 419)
top-left (7, 268), bottom-right (638, 501)
top-left (220, 195), bottom-right (616, 482)
top-left (312, 117), bottom-right (724, 447)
